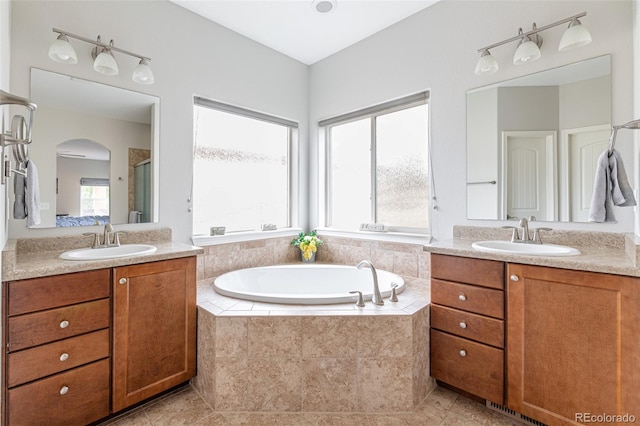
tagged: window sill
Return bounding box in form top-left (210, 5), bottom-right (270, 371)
top-left (315, 228), bottom-right (432, 245)
top-left (192, 228), bottom-right (302, 247)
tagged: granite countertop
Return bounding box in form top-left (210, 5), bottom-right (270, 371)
top-left (2, 228), bottom-right (204, 281)
top-left (424, 226), bottom-right (640, 278)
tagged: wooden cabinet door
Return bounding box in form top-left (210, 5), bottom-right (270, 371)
top-left (507, 264), bottom-right (640, 426)
top-left (112, 257), bottom-right (196, 412)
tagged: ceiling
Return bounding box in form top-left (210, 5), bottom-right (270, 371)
top-left (170, 0), bottom-right (440, 65)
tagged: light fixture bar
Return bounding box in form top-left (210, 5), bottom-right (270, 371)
top-left (52, 28), bottom-right (151, 62)
top-left (476, 12), bottom-right (586, 53)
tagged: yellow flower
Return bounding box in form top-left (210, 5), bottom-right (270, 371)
top-left (302, 247), bottom-right (314, 260)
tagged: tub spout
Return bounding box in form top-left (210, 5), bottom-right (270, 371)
top-left (357, 260), bottom-right (384, 306)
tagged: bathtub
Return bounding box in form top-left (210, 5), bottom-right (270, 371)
top-left (213, 264), bottom-right (405, 304)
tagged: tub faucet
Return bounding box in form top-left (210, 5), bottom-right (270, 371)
top-left (357, 260), bottom-right (384, 306)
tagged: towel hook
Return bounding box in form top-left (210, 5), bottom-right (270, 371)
top-left (607, 119), bottom-right (640, 157)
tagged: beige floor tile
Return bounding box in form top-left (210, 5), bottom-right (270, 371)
top-left (143, 387), bottom-right (214, 425)
top-left (100, 384), bottom-right (525, 426)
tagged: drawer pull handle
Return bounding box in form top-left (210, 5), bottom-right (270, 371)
top-left (59, 353), bottom-right (69, 362)
top-left (59, 320), bottom-right (69, 329)
top-left (510, 274), bottom-right (519, 282)
top-left (119, 278), bottom-right (127, 285)
top-left (59, 386), bottom-right (69, 395)
top-left (459, 321), bottom-right (467, 329)
top-left (458, 294), bottom-right (467, 301)
top-left (459, 350), bottom-right (467, 357)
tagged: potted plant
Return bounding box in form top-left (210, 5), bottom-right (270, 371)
top-left (291, 230), bottom-right (324, 262)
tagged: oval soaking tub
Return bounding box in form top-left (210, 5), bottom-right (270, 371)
top-left (213, 264), bottom-right (405, 305)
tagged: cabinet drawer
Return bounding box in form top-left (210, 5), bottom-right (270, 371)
top-left (431, 254), bottom-right (504, 289)
top-left (431, 279), bottom-right (504, 319)
top-left (8, 269), bottom-right (110, 316)
top-left (430, 329), bottom-right (503, 404)
top-left (7, 329), bottom-right (110, 388)
top-left (8, 299), bottom-right (110, 352)
top-left (431, 305), bottom-right (504, 348)
top-left (7, 359), bottom-right (110, 426)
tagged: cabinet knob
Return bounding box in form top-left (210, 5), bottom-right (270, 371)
top-left (119, 278), bottom-right (127, 285)
top-left (59, 385), bottom-right (69, 395)
top-left (458, 294), bottom-right (466, 301)
top-left (459, 321), bottom-right (467, 329)
top-left (459, 349), bottom-right (467, 357)
top-left (59, 353), bottom-right (69, 362)
top-left (510, 274), bottom-right (519, 282)
top-left (59, 320), bottom-right (69, 329)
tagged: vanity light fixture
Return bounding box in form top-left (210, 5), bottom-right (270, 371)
top-left (48, 28), bottom-right (154, 85)
top-left (474, 12), bottom-right (591, 75)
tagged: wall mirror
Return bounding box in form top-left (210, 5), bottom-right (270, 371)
top-left (23, 68), bottom-right (159, 228)
top-left (466, 55), bottom-right (611, 223)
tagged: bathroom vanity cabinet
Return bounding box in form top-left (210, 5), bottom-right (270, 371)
top-left (507, 263), bottom-right (640, 426)
top-left (3, 269), bottom-right (111, 425)
top-left (112, 257), bottom-right (196, 412)
top-left (1, 256), bottom-right (197, 425)
top-left (430, 253), bottom-right (640, 426)
top-left (429, 254), bottom-right (505, 404)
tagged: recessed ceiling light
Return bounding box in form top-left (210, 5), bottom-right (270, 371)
top-left (312, 0), bottom-right (336, 14)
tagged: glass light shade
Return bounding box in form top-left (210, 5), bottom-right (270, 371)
top-left (93, 50), bottom-right (119, 75)
top-left (559, 21), bottom-right (592, 51)
top-left (474, 50), bottom-right (499, 75)
top-left (132, 60), bottom-right (155, 84)
top-left (48, 35), bottom-right (78, 64)
top-left (513, 38), bottom-right (541, 65)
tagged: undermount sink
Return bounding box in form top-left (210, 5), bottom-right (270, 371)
top-left (471, 240), bottom-right (581, 257)
top-left (59, 244), bottom-right (157, 261)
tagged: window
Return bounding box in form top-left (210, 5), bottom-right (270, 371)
top-left (322, 93), bottom-right (429, 233)
top-left (80, 178), bottom-right (109, 216)
top-left (193, 98), bottom-right (296, 235)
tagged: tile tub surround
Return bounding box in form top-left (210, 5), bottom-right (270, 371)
top-left (196, 235), bottom-right (430, 281)
top-left (426, 226), bottom-right (640, 277)
top-left (194, 276), bottom-right (434, 413)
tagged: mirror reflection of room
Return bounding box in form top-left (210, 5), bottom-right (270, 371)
top-left (466, 55), bottom-right (611, 223)
top-left (24, 68), bottom-right (158, 228)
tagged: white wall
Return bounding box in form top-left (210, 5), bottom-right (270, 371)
top-left (9, 0), bottom-right (309, 243)
top-left (1, 0), bottom-right (11, 258)
top-left (309, 0), bottom-right (635, 241)
top-left (559, 75), bottom-right (611, 130)
top-left (634, 0), bottom-right (640, 236)
top-left (8, 0), bottom-right (636, 244)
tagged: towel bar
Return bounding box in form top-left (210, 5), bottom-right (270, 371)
top-left (607, 119), bottom-right (640, 157)
top-left (467, 180), bottom-right (497, 185)
top-left (0, 90), bottom-right (37, 184)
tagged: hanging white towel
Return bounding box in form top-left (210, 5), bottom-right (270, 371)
top-left (129, 210), bottom-right (141, 223)
top-left (13, 170), bottom-right (26, 219)
top-left (25, 160), bottom-right (41, 227)
top-left (588, 149), bottom-right (636, 222)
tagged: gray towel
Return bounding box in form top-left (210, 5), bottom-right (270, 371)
top-left (25, 160), bottom-right (41, 227)
top-left (13, 170), bottom-right (26, 219)
top-left (588, 149), bottom-right (636, 222)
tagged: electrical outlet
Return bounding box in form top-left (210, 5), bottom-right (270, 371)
top-left (210, 226), bottom-right (226, 236)
top-left (39, 202), bottom-right (50, 210)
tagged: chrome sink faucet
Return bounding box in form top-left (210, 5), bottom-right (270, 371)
top-left (357, 260), bottom-right (384, 306)
top-left (502, 217), bottom-right (552, 244)
top-left (83, 223), bottom-right (122, 249)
